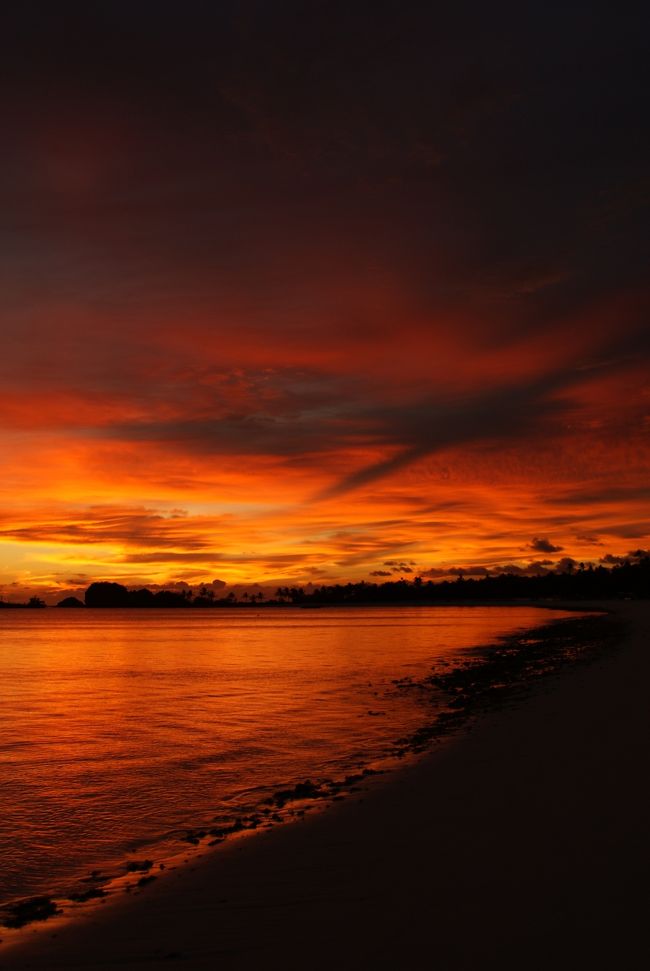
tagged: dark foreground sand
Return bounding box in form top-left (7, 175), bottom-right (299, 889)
top-left (3, 602), bottom-right (649, 970)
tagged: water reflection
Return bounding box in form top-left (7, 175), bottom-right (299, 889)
top-left (0, 606), bottom-right (576, 905)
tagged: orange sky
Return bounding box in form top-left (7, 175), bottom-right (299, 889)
top-left (1, 4), bottom-right (649, 602)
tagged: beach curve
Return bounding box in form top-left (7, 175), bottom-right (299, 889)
top-left (2, 601), bottom-right (648, 970)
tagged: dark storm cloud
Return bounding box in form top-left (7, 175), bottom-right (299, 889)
top-left (315, 369), bottom-right (575, 499)
top-left (575, 534), bottom-right (604, 546)
top-left (1, 1), bottom-right (648, 332)
top-left (91, 358), bottom-right (561, 462)
top-left (419, 563), bottom-right (553, 578)
top-left (88, 319), bottom-right (646, 495)
top-left (595, 523), bottom-right (650, 540)
top-left (382, 560), bottom-right (417, 574)
top-left (529, 537), bottom-right (563, 554)
top-left (2, 2), bottom-right (649, 596)
top-left (550, 485), bottom-right (650, 508)
top-left (0, 506), bottom-right (219, 549)
top-left (601, 548), bottom-right (650, 565)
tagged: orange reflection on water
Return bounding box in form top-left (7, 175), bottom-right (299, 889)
top-left (1, 605), bottom-right (578, 908)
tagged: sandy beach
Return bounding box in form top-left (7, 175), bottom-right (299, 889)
top-left (2, 601), bottom-right (648, 970)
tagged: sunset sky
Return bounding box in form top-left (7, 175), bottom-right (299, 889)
top-left (2, 2), bottom-right (649, 602)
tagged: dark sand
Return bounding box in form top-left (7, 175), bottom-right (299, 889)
top-left (2, 602), bottom-right (648, 970)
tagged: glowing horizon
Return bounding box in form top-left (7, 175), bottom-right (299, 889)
top-left (1, 6), bottom-right (648, 603)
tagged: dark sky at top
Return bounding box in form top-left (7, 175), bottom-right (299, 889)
top-left (1, 2), bottom-right (649, 598)
top-left (4, 2), bottom-right (648, 318)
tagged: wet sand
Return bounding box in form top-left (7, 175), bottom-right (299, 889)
top-left (2, 601), bottom-right (648, 970)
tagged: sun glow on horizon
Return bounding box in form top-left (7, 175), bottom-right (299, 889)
top-left (1, 7), bottom-right (648, 603)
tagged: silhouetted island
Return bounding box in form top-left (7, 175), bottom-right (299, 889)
top-left (1, 558), bottom-right (647, 609)
top-left (64, 558), bottom-right (650, 607)
top-left (0, 596), bottom-right (46, 609)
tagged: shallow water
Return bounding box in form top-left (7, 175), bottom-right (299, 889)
top-left (0, 605), bottom-right (576, 906)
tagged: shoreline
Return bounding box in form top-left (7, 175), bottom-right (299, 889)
top-left (0, 606), bottom-right (602, 929)
top-left (0, 603), bottom-right (593, 927)
top-left (2, 601), bottom-right (648, 969)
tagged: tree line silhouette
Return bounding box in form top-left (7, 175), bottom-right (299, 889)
top-left (274, 557), bottom-right (649, 604)
top-left (1, 557), bottom-right (647, 608)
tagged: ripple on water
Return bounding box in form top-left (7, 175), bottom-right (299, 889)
top-left (0, 605), bottom-right (589, 913)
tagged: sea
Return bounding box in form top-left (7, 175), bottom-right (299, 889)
top-left (0, 605), bottom-right (579, 911)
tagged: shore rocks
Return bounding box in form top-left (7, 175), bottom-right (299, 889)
top-left (1, 896), bottom-right (60, 929)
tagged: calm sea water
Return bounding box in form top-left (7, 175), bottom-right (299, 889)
top-left (0, 606), bottom-right (576, 907)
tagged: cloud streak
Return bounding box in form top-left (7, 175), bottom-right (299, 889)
top-left (0, 4), bottom-right (648, 599)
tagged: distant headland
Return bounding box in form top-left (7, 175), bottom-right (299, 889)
top-left (1, 557), bottom-right (648, 608)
